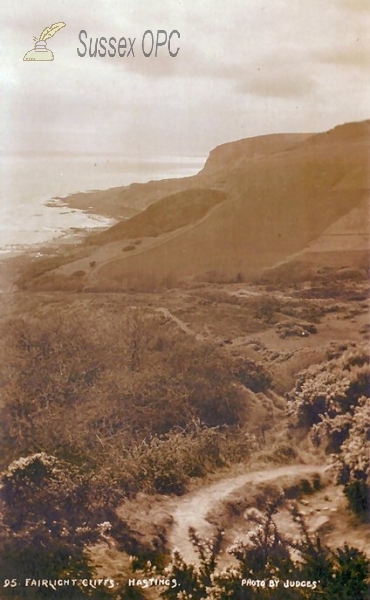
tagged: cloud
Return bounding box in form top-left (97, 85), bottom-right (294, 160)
top-left (318, 46), bottom-right (370, 69)
top-left (238, 74), bottom-right (316, 99)
top-left (338, 0), bottom-right (370, 13)
top-left (1, 0), bottom-right (369, 158)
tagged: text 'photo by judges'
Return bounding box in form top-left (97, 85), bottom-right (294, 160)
top-left (0, 1), bottom-right (369, 598)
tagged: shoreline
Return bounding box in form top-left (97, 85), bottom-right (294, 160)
top-left (0, 223), bottom-right (108, 293)
top-left (0, 223), bottom-right (112, 260)
top-left (44, 193), bottom-right (131, 220)
top-left (53, 171), bottom-right (201, 220)
top-left (0, 154), bottom-right (206, 264)
top-left (0, 192), bottom-right (120, 261)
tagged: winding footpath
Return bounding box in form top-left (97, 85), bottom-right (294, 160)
top-left (167, 464), bottom-right (327, 564)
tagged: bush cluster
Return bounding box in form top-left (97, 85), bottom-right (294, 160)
top-left (0, 306), bottom-right (270, 588)
top-left (140, 501), bottom-right (369, 599)
top-left (0, 453), bottom-right (130, 598)
top-left (287, 345), bottom-right (369, 518)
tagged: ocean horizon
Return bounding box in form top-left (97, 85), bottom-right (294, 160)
top-left (0, 153), bottom-right (205, 253)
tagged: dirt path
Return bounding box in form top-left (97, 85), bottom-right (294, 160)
top-left (167, 464), bottom-right (327, 563)
top-left (155, 307), bottom-right (205, 341)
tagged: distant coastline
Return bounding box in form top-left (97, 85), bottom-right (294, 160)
top-left (0, 154), bottom-right (205, 255)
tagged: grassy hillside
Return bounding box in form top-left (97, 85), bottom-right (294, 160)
top-left (86, 188), bottom-right (226, 245)
top-left (88, 120), bottom-right (369, 290)
top-left (15, 120), bottom-right (369, 292)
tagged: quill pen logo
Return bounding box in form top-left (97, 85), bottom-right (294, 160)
top-left (23, 22), bottom-right (66, 61)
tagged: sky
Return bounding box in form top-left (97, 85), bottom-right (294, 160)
top-left (1, 0), bottom-right (369, 160)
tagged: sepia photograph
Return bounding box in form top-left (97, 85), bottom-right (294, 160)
top-left (0, 1), bottom-right (369, 598)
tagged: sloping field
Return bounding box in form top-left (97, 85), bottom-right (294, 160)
top-left (20, 120), bottom-right (369, 291)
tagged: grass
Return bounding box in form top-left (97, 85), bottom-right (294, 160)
top-left (1, 272), bottom-right (368, 584)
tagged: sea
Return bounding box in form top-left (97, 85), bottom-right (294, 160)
top-left (0, 154), bottom-right (205, 254)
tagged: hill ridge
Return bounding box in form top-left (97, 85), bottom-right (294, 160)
top-left (20, 119), bottom-right (369, 290)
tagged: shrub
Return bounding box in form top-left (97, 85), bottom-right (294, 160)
top-left (335, 397), bottom-right (370, 519)
top-left (140, 503), bottom-right (370, 599)
top-left (231, 357), bottom-right (272, 393)
top-left (187, 375), bottom-right (247, 427)
top-left (0, 453), bottom-right (125, 543)
top-left (114, 428), bottom-right (225, 497)
top-left (288, 346), bottom-right (369, 519)
top-left (71, 269), bottom-right (86, 278)
top-left (252, 296), bottom-right (280, 323)
top-left (0, 453), bottom-right (126, 598)
top-left (344, 480), bottom-right (369, 517)
top-left (275, 321), bottom-right (317, 339)
top-left (287, 348), bottom-right (369, 428)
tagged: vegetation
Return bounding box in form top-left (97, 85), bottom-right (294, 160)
top-left (0, 300), bottom-right (276, 591)
top-left (139, 501), bottom-right (369, 599)
top-left (87, 188), bottom-right (226, 246)
top-left (0, 271), bottom-right (368, 597)
top-left (0, 452), bottom-right (126, 598)
top-left (0, 305), bottom-right (275, 472)
top-left (288, 346), bottom-right (370, 518)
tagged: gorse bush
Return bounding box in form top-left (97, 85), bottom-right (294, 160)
top-left (0, 452), bottom-right (129, 544)
top-left (288, 345), bottom-right (370, 518)
top-left (143, 502), bottom-right (370, 599)
top-left (288, 362), bottom-right (369, 429)
top-left (335, 397), bottom-right (370, 517)
top-left (0, 453), bottom-right (130, 599)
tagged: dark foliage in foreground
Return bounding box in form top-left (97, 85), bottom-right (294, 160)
top-left (146, 501), bottom-right (370, 600)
